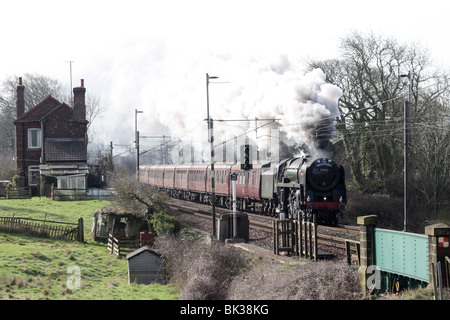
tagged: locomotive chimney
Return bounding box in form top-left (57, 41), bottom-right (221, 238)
top-left (16, 77), bottom-right (25, 119)
top-left (73, 79), bottom-right (86, 122)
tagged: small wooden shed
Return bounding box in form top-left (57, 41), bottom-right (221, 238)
top-left (126, 246), bottom-right (166, 285)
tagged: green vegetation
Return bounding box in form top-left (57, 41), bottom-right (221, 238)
top-left (151, 212), bottom-right (182, 235)
top-left (0, 198), bottom-right (178, 300)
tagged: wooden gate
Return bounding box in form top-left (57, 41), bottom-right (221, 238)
top-left (273, 217), bottom-right (317, 261)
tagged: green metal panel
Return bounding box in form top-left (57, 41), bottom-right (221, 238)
top-left (374, 228), bottom-right (429, 282)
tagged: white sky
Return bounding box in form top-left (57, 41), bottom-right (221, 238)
top-left (1, 0), bottom-right (449, 150)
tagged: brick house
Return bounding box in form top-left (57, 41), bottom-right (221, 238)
top-left (14, 77), bottom-right (89, 196)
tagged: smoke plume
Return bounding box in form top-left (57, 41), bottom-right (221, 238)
top-left (98, 50), bottom-right (343, 164)
top-left (145, 54), bottom-right (343, 162)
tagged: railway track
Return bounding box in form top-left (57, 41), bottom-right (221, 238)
top-left (167, 198), bottom-right (360, 258)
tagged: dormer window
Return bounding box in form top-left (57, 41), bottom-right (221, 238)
top-left (28, 128), bottom-right (42, 148)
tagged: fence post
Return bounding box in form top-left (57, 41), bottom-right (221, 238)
top-left (425, 223), bottom-right (450, 288)
top-left (313, 214), bottom-right (317, 262)
top-left (294, 220), bottom-right (299, 257)
top-left (77, 218), bottom-right (84, 243)
top-left (273, 220), bottom-right (278, 255)
top-left (357, 215), bottom-right (377, 297)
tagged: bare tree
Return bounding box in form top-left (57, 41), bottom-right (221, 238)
top-left (0, 73), bottom-right (106, 153)
top-left (85, 93), bottom-right (107, 144)
top-left (0, 149), bottom-right (16, 180)
top-left (0, 74), bottom-right (65, 153)
top-left (409, 98), bottom-right (450, 220)
top-left (109, 169), bottom-right (169, 220)
top-left (308, 31), bottom-right (450, 202)
top-left (307, 31), bottom-right (450, 226)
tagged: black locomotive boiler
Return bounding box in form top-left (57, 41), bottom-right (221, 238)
top-left (261, 157), bottom-right (346, 225)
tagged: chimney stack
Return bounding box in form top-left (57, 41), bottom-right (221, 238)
top-left (16, 77), bottom-right (25, 119)
top-left (73, 79), bottom-right (86, 122)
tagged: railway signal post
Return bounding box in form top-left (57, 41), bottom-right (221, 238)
top-left (240, 144), bottom-right (253, 170)
top-left (231, 172), bottom-right (237, 238)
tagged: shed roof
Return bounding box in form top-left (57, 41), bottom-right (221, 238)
top-left (126, 246), bottom-right (162, 260)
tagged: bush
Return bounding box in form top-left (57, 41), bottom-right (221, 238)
top-left (154, 233), bottom-right (361, 300)
top-left (227, 259), bottom-right (361, 300)
top-left (344, 192), bottom-right (403, 230)
top-left (151, 212), bottom-right (182, 235)
top-left (153, 234), bottom-right (250, 300)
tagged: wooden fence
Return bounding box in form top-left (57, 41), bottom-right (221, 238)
top-left (6, 187), bottom-right (32, 199)
top-left (273, 217), bottom-right (318, 261)
top-left (345, 239), bottom-right (361, 266)
top-left (0, 214), bottom-right (84, 242)
top-left (107, 233), bottom-right (140, 257)
top-left (445, 256), bottom-right (450, 288)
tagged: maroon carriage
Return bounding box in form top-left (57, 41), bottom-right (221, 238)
top-left (187, 164), bottom-right (207, 194)
top-left (143, 165), bottom-right (165, 188)
top-left (163, 165), bottom-right (175, 190)
top-left (232, 167), bottom-right (261, 211)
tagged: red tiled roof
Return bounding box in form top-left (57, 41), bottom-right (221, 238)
top-left (14, 95), bottom-right (67, 123)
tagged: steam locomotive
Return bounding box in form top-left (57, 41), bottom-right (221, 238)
top-left (139, 157), bottom-right (346, 225)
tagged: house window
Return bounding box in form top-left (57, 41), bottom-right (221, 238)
top-left (29, 166), bottom-right (40, 186)
top-left (28, 128), bottom-right (42, 148)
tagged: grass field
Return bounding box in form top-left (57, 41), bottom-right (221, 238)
top-left (0, 197), bottom-right (178, 300)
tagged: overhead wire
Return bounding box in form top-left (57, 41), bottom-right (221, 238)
top-left (131, 76), bottom-right (450, 160)
top-left (139, 119), bottom-right (205, 156)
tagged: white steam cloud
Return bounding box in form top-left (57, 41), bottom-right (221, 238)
top-left (144, 54), bottom-right (342, 162)
top-left (95, 49), bottom-right (342, 164)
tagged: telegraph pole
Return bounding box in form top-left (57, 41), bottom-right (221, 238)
top-left (135, 109), bottom-right (144, 180)
top-left (110, 141), bottom-right (114, 171)
top-left (400, 71), bottom-right (411, 232)
top-left (206, 73), bottom-right (219, 237)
